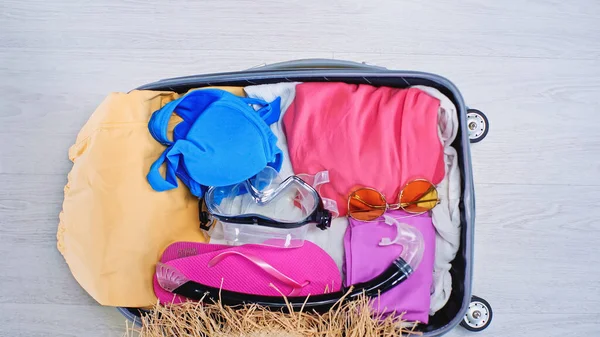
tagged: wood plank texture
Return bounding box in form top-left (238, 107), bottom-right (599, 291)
top-left (1, 0), bottom-right (599, 336)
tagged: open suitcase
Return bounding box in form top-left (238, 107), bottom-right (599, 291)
top-left (117, 59), bottom-right (492, 335)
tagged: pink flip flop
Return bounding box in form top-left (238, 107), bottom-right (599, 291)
top-left (153, 241), bottom-right (230, 303)
top-left (154, 241), bottom-right (342, 304)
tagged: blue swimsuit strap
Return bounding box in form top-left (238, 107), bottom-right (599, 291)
top-left (147, 96), bottom-right (185, 145)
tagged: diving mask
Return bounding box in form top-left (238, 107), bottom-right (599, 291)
top-left (201, 167), bottom-right (333, 247)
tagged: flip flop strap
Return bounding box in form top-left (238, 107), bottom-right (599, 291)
top-left (208, 251), bottom-right (309, 296)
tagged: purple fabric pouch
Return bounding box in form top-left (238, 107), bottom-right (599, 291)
top-left (344, 210), bottom-right (435, 323)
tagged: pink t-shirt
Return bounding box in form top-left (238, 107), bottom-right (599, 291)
top-left (283, 83), bottom-right (445, 215)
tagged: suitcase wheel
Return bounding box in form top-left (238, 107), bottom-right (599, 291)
top-left (117, 307), bottom-right (146, 327)
top-left (466, 109), bottom-right (489, 143)
top-left (460, 295), bottom-right (493, 332)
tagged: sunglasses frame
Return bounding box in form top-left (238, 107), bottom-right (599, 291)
top-left (347, 178), bottom-right (440, 221)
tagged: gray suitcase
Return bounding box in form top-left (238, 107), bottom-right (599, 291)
top-left (118, 59), bottom-right (492, 335)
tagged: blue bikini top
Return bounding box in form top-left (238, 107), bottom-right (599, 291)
top-left (147, 89), bottom-right (283, 197)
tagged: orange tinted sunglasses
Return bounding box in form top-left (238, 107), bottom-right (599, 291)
top-left (347, 179), bottom-right (439, 221)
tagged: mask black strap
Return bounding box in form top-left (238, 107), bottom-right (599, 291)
top-left (198, 198), bottom-right (215, 231)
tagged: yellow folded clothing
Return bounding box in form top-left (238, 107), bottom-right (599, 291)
top-left (57, 87), bottom-right (245, 307)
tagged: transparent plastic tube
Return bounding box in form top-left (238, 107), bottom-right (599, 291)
top-left (378, 214), bottom-right (425, 271)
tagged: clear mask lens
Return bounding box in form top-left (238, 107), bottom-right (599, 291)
top-left (206, 167), bottom-right (319, 224)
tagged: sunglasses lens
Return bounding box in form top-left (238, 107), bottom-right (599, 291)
top-left (348, 188), bottom-right (386, 221)
top-left (401, 180), bottom-right (438, 213)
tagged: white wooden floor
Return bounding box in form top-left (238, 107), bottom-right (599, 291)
top-left (1, 1), bottom-right (600, 336)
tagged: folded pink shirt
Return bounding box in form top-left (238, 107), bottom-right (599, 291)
top-left (283, 83), bottom-right (444, 215)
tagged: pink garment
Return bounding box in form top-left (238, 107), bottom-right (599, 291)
top-left (283, 83), bottom-right (444, 215)
top-left (344, 210), bottom-right (435, 323)
top-left (154, 241), bottom-right (342, 304)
